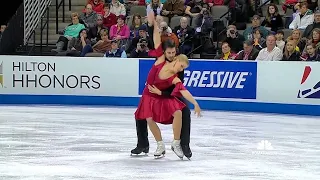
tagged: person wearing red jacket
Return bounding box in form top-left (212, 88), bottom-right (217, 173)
top-left (83, 0), bottom-right (104, 14)
top-left (102, 3), bottom-right (117, 29)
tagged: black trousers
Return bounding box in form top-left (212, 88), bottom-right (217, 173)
top-left (135, 99), bottom-right (191, 147)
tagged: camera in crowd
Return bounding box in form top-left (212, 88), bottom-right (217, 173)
top-left (138, 38), bottom-right (148, 50)
top-left (162, 26), bottom-right (168, 32)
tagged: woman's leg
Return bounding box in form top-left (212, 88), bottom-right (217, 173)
top-left (171, 110), bottom-right (184, 159)
top-left (146, 117), bottom-right (165, 157)
top-left (146, 117), bottom-right (162, 141)
top-left (172, 110), bottom-right (182, 140)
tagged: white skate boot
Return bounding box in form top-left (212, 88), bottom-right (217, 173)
top-left (171, 140), bottom-right (184, 159)
top-left (154, 141), bottom-right (166, 159)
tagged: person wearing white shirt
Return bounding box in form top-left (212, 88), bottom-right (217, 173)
top-left (255, 35), bottom-right (283, 61)
top-left (289, 2), bottom-right (314, 30)
top-left (146, 0), bottom-right (163, 16)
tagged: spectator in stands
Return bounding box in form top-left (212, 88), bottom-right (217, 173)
top-left (88, 14), bottom-right (106, 44)
top-left (146, 0), bottom-right (166, 4)
top-left (243, 15), bottom-right (269, 40)
top-left (303, 10), bottom-right (320, 38)
top-left (105, 0), bottom-right (124, 3)
top-left (252, 29), bottom-right (266, 50)
top-left (161, 0), bottom-right (185, 18)
top-left (160, 21), bottom-right (179, 48)
top-left (57, 29), bottom-right (91, 56)
top-left (130, 38), bottom-right (150, 57)
top-left (224, 0), bottom-right (248, 24)
top-left (103, 3), bottom-right (117, 29)
top-left (194, 8), bottom-right (213, 36)
top-left (282, 0), bottom-right (298, 13)
top-left (146, 15), bottom-right (172, 44)
top-left (255, 35), bottom-right (283, 61)
top-left (104, 39), bottom-right (127, 57)
top-left (215, 42), bottom-right (237, 60)
top-left (205, 0), bottom-right (224, 7)
top-left (275, 30), bottom-right (285, 52)
top-left (109, 15), bottom-right (130, 49)
top-left (282, 40), bottom-right (301, 61)
top-left (52, 13), bottom-right (86, 52)
top-left (80, 4), bottom-right (98, 28)
top-left (261, 3), bottom-right (283, 33)
top-left (146, 0), bottom-right (163, 16)
top-left (235, 40), bottom-right (259, 60)
top-left (156, 16), bottom-right (171, 33)
top-left (125, 0), bottom-right (146, 16)
top-left (173, 17), bottom-right (195, 55)
top-left (286, 29), bottom-right (305, 51)
top-left (309, 28), bottom-right (320, 49)
top-left (225, 25), bottom-right (245, 53)
top-left (110, 0), bottom-right (126, 16)
top-left (194, 7), bottom-right (213, 53)
top-left (126, 0), bottom-right (146, 6)
top-left (0, 24), bottom-right (6, 41)
top-left (130, 14), bottom-right (143, 39)
top-left (185, 0), bottom-right (208, 18)
top-left (301, 43), bottom-right (320, 61)
top-left (127, 25), bottom-right (152, 52)
top-left (289, 2), bottom-right (314, 30)
top-left (81, 29), bottom-right (111, 56)
top-left (84, 0), bottom-right (104, 14)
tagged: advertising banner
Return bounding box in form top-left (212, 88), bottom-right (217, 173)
top-left (139, 59), bottom-right (257, 99)
top-left (0, 56), bottom-right (139, 96)
top-left (257, 61), bottom-right (320, 105)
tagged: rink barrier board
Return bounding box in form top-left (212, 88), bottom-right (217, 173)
top-left (0, 94), bottom-right (319, 116)
top-left (0, 56), bottom-right (319, 116)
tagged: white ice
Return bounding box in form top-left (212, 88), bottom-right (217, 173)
top-left (0, 105), bottom-right (320, 180)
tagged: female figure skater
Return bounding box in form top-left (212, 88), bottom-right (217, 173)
top-left (134, 13), bottom-right (201, 159)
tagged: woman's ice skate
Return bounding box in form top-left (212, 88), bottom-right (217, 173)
top-left (154, 141), bottom-right (166, 159)
top-left (171, 140), bottom-right (184, 160)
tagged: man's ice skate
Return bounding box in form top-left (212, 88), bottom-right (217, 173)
top-left (182, 145), bottom-right (192, 160)
top-left (154, 141), bottom-right (166, 159)
top-left (171, 140), bottom-right (184, 159)
top-left (130, 146), bottom-right (149, 156)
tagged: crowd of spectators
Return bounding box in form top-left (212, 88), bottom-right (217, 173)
top-left (49, 0), bottom-right (320, 61)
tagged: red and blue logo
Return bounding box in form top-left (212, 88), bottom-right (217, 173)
top-left (297, 66), bottom-right (320, 98)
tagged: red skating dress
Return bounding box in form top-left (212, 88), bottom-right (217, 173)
top-left (134, 60), bottom-right (187, 124)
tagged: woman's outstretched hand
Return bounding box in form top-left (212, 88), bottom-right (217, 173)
top-left (147, 10), bottom-right (156, 26)
top-left (194, 104), bottom-right (202, 118)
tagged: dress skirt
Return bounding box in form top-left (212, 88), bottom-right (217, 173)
top-left (135, 95), bottom-right (186, 124)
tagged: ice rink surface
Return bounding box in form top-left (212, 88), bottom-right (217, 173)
top-left (0, 105), bottom-right (320, 180)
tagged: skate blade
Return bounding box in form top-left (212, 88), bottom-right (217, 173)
top-left (154, 155), bottom-right (165, 159)
top-left (171, 147), bottom-right (184, 160)
top-left (130, 153), bottom-right (148, 157)
top-left (154, 151), bottom-right (165, 159)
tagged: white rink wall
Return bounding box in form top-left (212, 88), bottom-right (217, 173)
top-left (0, 55), bottom-right (319, 116)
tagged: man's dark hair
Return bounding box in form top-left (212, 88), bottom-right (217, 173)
top-left (243, 40), bottom-right (253, 46)
top-left (162, 39), bottom-right (176, 51)
top-left (104, 3), bottom-right (110, 8)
